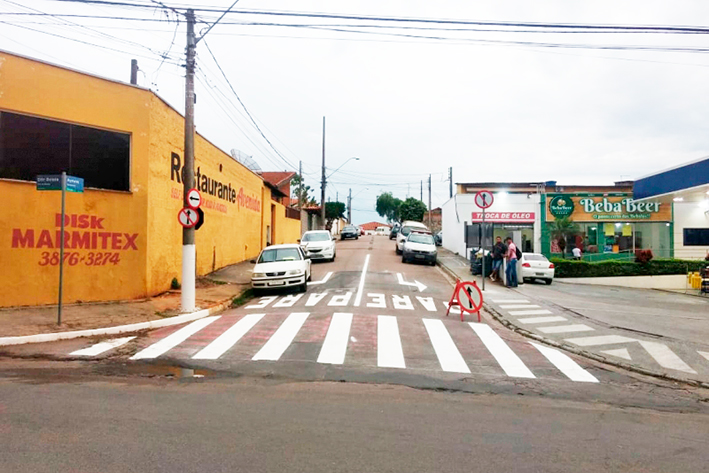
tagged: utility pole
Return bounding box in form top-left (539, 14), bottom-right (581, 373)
top-left (181, 9), bottom-right (196, 313)
top-left (298, 160), bottom-right (302, 211)
top-left (428, 174), bottom-right (432, 230)
top-left (420, 180), bottom-right (423, 201)
top-left (320, 117), bottom-right (326, 230)
top-left (348, 188), bottom-right (352, 223)
top-left (336, 191), bottom-right (338, 203)
top-left (449, 166), bottom-right (453, 198)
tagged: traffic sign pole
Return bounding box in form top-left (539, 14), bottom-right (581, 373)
top-left (482, 211), bottom-right (486, 291)
top-left (474, 190), bottom-right (494, 292)
top-left (57, 171), bottom-right (66, 326)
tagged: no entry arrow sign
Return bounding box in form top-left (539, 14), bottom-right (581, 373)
top-left (186, 188), bottom-right (202, 209)
top-left (178, 207), bottom-right (200, 228)
top-left (474, 190), bottom-right (494, 209)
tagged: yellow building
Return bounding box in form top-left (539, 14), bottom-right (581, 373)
top-left (0, 50), bottom-right (301, 307)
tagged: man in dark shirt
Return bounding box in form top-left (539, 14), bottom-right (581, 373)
top-left (490, 236), bottom-right (507, 282)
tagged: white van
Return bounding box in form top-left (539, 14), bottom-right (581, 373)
top-left (395, 220), bottom-right (429, 254)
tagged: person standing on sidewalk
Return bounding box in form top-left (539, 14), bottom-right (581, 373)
top-left (505, 237), bottom-right (519, 287)
top-left (490, 236), bottom-right (507, 282)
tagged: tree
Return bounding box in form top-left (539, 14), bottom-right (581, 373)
top-left (291, 174), bottom-right (316, 207)
top-left (324, 201), bottom-right (346, 230)
top-left (375, 192), bottom-right (403, 223)
top-left (398, 197), bottom-right (428, 223)
top-left (549, 216), bottom-right (579, 258)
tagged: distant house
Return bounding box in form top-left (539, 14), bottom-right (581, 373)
top-left (423, 207), bottom-right (442, 233)
top-left (261, 172), bottom-right (297, 207)
top-left (359, 221), bottom-right (391, 235)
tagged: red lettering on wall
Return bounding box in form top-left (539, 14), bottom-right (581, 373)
top-left (12, 229), bottom-right (34, 248)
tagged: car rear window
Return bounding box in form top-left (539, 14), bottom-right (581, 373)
top-left (302, 232), bottom-right (331, 242)
top-left (259, 248), bottom-right (302, 263)
top-left (523, 254), bottom-right (547, 261)
top-left (408, 234), bottom-right (434, 244)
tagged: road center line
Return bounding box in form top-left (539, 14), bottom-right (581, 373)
top-left (353, 254), bottom-right (370, 307)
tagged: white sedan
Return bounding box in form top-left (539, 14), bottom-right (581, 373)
top-left (251, 244), bottom-right (311, 293)
top-left (300, 230), bottom-right (336, 262)
top-left (520, 252), bottom-right (555, 285)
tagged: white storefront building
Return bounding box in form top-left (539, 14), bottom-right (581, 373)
top-left (441, 183), bottom-right (542, 260)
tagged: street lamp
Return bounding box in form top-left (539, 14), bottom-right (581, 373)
top-left (321, 157), bottom-right (359, 229)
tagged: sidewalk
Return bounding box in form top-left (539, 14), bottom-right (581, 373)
top-left (436, 247), bottom-right (709, 388)
top-left (0, 260), bottom-right (254, 339)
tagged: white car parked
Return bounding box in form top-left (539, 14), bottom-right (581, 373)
top-left (251, 244), bottom-right (311, 293)
top-left (401, 232), bottom-right (437, 265)
top-left (395, 221), bottom-right (429, 255)
top-left (300, 230), bottom-right (336, 262)
top-left (520, 252), bottom-right (555, 285)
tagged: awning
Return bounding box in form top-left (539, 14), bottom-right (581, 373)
top-left (634, 156), bottom-right (709, 203)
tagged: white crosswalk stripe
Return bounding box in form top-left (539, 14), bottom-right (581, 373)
top-left (469, 323), bottom-right (535, 378)
top-left (422, 319), bottom-right (470, 373)
top-left (518, 316), bottom-right (568, 324)
top-left (252, 312), bottom-right (309, 361)
top-left (491, 299), bottom-right (530, 304)
top-left (538, 324), bottom-right (594, 334)
top-left (499, 304), bottom-right (541, 310)
top-left (317, 313), bottom-right (353, 365)
top-left (637, 341), bottom-right (697, 374)
top-left (70, 336), bottom-right (135, 356)
top-left (530, 342), bottom-right (599, 383)
top-left (192, 314), bottom-right (265, 360)
top-left (377, 315), bottom-right (406, 369)
top-left (508, 309), bottom-right (554, 316)
top-left (130, 316), bottom-right (220, 360)
top-left (84, 312), bottom-right (611, 384)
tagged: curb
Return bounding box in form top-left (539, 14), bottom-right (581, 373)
top-left (437, 259), bottom-right (709, 390)
top-left (0, 298), bottom-right (235, 347)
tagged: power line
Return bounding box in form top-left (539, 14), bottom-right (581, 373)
top-left (201, 39), bottom-right (299, 171)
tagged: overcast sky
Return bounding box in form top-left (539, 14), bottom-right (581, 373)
top-left (4, 0), bottom-right (709, 224)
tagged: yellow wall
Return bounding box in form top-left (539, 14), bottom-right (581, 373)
top-left (0, 52), bottom-right (150, 306)
top-left (271, 202), bottom-right (302, 245)
top-left (145, 94), bottom-right (266, 292)
top-left (0, 51), bottom-right (301, 307)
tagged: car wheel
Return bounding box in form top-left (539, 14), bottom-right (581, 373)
top-left (545, 278), bottom-right (553, 285)
top-left (430, 259), bottom-right (436, 266)
top-left (298, 282), bottom-right (307, 293)
top-left (252, 288), bottom-right (262, 297)
top-left (522, 277), bottom-right (529, 284)
top-left (402, 255), bottom-right (407, 263)
top-left (395, 246), bottom-right (402, 255)
top-left (307, 271), bottom-right (312, 282)
top-left (331, 253), bottom-right (336, 262)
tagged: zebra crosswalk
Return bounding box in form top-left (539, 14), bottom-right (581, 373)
top-left (71, 312), bottom-right (600, 384)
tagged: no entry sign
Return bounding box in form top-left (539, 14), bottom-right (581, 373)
top-left (446, 279), bottom-right (483, 322)
top-left (178, 207), bottom-right (200, 228)
top-left (474, 190), bottom-right (494, 209)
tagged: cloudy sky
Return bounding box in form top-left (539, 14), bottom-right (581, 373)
top-left (3, 0), bottom-right (709, 224)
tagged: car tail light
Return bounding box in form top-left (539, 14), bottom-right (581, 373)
top-left (522, 262), bottom-right (531, 267)
top-left (549, 263), bottom-right (555, 269)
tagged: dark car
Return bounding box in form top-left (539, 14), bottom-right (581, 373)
top-left (389, 224), bottom-right (400, 240)
top-left (340, 225), bottom-right (359, 240)
top-left (434, 231), bottom-right (442, 246)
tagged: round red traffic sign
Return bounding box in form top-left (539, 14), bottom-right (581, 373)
top-left (186, 188), bottom-right (202, 209)
top-left (177, 207), bottom-right (200, 228)
top-left (474, 190), bottom-right (494, 209)
top-left (455, 281), bottom-right (483, 314)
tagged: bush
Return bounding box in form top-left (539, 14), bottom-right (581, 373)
top-left (551, 258), bottom-right (707, 278)
top-left (171, 277), bottom-right (181, 290)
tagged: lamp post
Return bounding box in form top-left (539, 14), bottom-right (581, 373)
top-left (321, 156), bottom-right (359, 229)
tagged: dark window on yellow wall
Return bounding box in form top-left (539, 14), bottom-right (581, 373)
top-left (0, 111), bottom-right (130, 191)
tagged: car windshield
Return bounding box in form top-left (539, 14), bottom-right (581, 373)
top-left (408, 234), bottom-right (434, 244)
top-left (343, 226), bottom-right (356, 232)
top-left (523, 254), bottom-right (547, 261)
top-left (258, 248), bottom-right (302, 263)
top-left (301, 232), bottom-right (330, 242)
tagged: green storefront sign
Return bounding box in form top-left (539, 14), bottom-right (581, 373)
top-left (548, 195), bottom-right (574, 218)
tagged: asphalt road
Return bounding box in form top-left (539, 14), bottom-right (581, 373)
top-left (2, 235), bottom-right (709, 471)
top-left (0, 366), bottom-right (708, 473)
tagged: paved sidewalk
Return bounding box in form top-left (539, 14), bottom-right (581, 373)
top-left (0, 260), bottom-right (254, 338)
top-left (436, 247), bottom-right (709, 387)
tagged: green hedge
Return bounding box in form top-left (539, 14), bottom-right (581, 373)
top-left (551, 258), bottom-right (708, 278)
